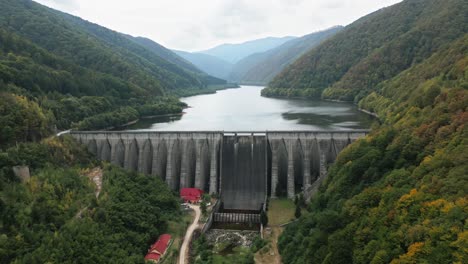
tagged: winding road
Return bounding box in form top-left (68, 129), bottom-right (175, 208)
top-left (179, 204), bottom-right (200, 264)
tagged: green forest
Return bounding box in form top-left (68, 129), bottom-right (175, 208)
top-left (0, 0), bottom-right (467, 263)
top-left (277, 25), bottom-right (467, 264)
top-left (265, 0), bottom-right (467, 103)
top-left (0, 0), bottom-right (231, 147)
top-left (0, 136), bottom-right (181, 263)
top-left (0, 1), bottom-right (226, 262)
top-left (266, 1), bottom-right (468, 263)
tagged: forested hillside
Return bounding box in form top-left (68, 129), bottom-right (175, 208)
top-left (131, 36), bottom-right (204, 75)
top-left (0, 0), bottom-right (226, 146)
top-left (0, 2), bottom-right (188, 262)
top-left (277, 31), bottom-right (467, 264)
top-left (0, 136), bottom-right (181, 263)
top-left (0, 0), bottom-right (220, 93)
top-left (264, 0), bottom-right (467, 101)
top-left (229, 27), bottom-right (342, 85)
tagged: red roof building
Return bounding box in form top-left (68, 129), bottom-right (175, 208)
top-left (145, 234), bottom-right (172, 263)
top-left (180, 188), bottom-right (204, 203)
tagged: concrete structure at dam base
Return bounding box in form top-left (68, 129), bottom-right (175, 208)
top-left (70, 130), bottom-right (369, 212)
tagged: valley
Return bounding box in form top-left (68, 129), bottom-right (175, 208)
top-left (0, 0), bottom-right (466, 263)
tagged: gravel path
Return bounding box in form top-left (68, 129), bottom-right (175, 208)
top-left (179, 204), bottom-right (200, 264)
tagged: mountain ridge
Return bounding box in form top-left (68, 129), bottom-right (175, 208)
top-left (229, 26), bottom-right (343, 84)
top-left (197, 36), bottom-right (296, 64)
top-left (265, 0), bottom-right (467, 101)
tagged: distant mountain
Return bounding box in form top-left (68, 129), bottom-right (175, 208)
top-left (229, 26), bottom-right (343, 85)
top-left (130, 36), bottom-right (227, 85)
top-left (131, 36), bottom-right (203, 74)
top-left (173, 50), bottom-right (233, 80)
top-left (198, 36), bottom-right (296, 64)
top-left (265, 0), bottom-right (468, 101)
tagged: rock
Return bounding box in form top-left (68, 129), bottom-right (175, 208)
top-left (206, 229), bottom-right (259, 247)
top-left (13, 166), bottom-right (30, 183)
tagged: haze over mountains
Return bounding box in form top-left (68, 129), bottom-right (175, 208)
top-left (175, 29), bottom-right (343, 84)
top-left (174, 36), bottom-right (302, 82)
top-left (173, 50), bottom-right (234, 80)
top-left (198, 36), bottom-right (296, 64)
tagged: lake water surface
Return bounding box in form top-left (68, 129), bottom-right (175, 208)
top-left (127, 86), bottom-right (374, 131)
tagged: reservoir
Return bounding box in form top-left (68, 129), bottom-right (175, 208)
top-left (127, 86), bottom-right (373, 131)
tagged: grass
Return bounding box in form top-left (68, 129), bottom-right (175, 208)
top-left (267, 198), bottom-right (296, 226)
top-left (162, 211), bottom-right (194, 264)
top-left (211, 246), bottom-right (252, 264)
top-left (254, 227), bottom-right (283, 264)
top-left (254, 198), bottom-right (298, 263)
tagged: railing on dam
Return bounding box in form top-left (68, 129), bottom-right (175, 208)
top-left (69, 130), bottom-right (370, 202)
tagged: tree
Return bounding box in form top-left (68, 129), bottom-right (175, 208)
top-left (200, 200), bottom-right (207, 216)
top-left (202, 193), bottom-right (211, 204)
top-left (295, 204), bottom-right (302, 219)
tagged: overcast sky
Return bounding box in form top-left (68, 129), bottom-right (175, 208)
top-left (34, 0), bottom-right (402, 52)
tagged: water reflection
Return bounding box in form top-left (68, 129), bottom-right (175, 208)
top-left (128, 86), bottom-right (374, 131)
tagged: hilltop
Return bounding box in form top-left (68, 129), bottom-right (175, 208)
top-left (264, 0), bottom-right (467, 101)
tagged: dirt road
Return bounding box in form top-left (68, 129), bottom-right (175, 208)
top-left (179, 204), bottom-right (200, 264)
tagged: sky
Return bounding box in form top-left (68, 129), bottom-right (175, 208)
top-left (34, 0), bottom-right (402, 52)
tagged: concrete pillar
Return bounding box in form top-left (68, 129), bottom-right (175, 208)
top-left (151, 139), bottom-right (160, 178)
top-left (270, 144), bottom-right (279, 198)
top-left (194, 141), bottom-right (205, 190)
top-left (100, 140), bottom-right (112, 162)
top-left (303, 140), bottom-right (312, 188)
top-left (319, 151), bottom-right (327, 178)
top-left (194, 155), bottom-right (202, 189)
top-left (209, 141), bottom-right (219, 194)
top-left (166, 143), bottom-right (174, 190)
top-left (328, 138), bottom-right (337, 162)
top-left (110, 139), bottom-right (124, 166)
top-left (180, 141), bottom-right (189, 189)
top-left (123, 140), bottom-right (132, 170)
top-left (318, 139), bottom-right (329, 179)
top-left (287, 141), bottom-right (295, 199)
top-left (137, 141), bottom-right (146, 174)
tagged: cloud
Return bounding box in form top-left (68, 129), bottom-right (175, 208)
top-left (33, 0), bottom-right (402, 51)
top-left (37, 0), bottom-right (78, 11)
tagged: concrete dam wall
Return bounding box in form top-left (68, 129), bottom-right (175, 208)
top-left (70, 130), bottom-right (368, 210)
top-left (221, 135), bottom-right (267, 211)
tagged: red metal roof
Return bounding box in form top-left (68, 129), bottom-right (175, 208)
top-left (180, 188), bottom-right (203, 203)
top-left (180, 188), bottom-right (203, 197)
top-left (145, 234), bottom-right (171, 262)
top-left (144, 253), bottom-right (161, 261)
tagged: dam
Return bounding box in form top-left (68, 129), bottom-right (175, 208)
top-left (70, 130), bottom-right (368, 211)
